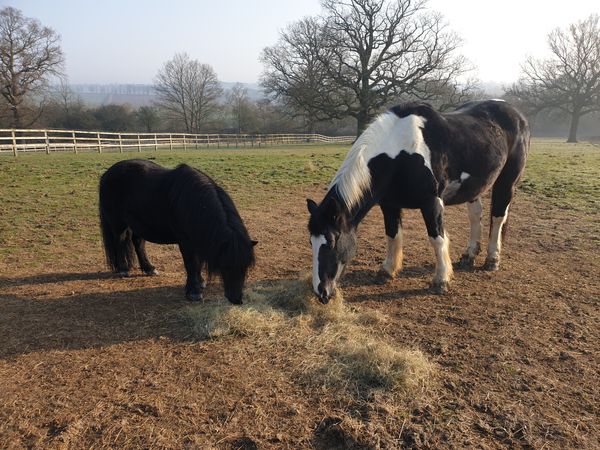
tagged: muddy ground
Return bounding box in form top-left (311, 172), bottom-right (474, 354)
top-left (0, 187), bottom-right (598, 449)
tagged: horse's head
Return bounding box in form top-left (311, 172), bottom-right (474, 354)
top-left (307, 196), bottom-right (356, 304)
top-left (219, 235), bottom-right (257, 304)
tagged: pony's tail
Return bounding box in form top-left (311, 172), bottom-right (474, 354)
top-left (99, 202), bottom-right (135, 272)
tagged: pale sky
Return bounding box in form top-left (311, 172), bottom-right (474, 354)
top-left (5, 0), bottom-right (600, 86)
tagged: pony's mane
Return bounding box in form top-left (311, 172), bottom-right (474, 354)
top-left (331, 103), bottom-right (435, 211)
top-left (171, 164), bottom-right (255, 274)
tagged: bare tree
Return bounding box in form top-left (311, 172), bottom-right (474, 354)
top-left (0, 7), bottom-right (64, 128)
top-left (262, 0), bottom-right (472, 135)
top-left (154, 53), bottom-right (223, 133)
top-left (261, 17), bottom-right (341, 133)
top-left (226, 83), bottom-right (259, 133)
top-left (508, 14), bottom-right (600, 142)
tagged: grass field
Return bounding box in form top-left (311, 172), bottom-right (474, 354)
top-left (0, 139), bottom-right (599, 448)
top-left (1, 139), bottom-right (598, 269)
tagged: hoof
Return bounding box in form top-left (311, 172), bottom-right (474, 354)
top-left (185, 291), bottom-right (203, 302)
top-left (483, 259), bottom-right (499, 271)
top-left (457, 255), bottom-right (475, 269)
top-left (378, 268), bottom-right (395, 280)
top-left (118, 271), bottom-right (130, 278)
top-left (143, 268), bottom-right (159, 276)
top-left (430, 281), bottom-right (449, 295)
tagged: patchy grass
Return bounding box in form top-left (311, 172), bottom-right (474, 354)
top-left (0, 144), bottom-right (347, 269)
top-left (1, 138), bottom-right (598, 270)
top-left (520, 139), bottom-right (600, 214)
top-left (181, 275), bottom-right (434, 396)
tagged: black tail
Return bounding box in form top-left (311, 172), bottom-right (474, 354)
top-left (99, 201), bottom-right (135, 272)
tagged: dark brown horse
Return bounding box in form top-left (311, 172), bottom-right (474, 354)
top-left (99, 159), bottom-right (256, 303)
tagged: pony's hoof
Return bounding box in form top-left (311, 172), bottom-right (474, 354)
top-left (185, 292), bottom-right (203, 302)
top-left (483, 259), bottom-right (499, 271)
top-left (430, 281), bottom-right (449, 295)
top-left (118, 271), bottom-right (130, 278)
top-left (457, 255), bottom-right (475, 269)
top-left (144, 268), bottom-right (159, 276)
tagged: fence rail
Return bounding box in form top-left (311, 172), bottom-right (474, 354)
top-left (0, 129), bottom-right (355, 156)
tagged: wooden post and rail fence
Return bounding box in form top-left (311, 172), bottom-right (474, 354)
top-left (0, 129), bottom-right (355, 156)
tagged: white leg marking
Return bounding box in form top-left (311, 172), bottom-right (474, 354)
top-left (487, 214), bottom-right (508, 263)
top-left (429, 232), bottom-right (453, 285)
top-left (382, 227), bottom-right (403, 277)
top-left (464, 199), bottom-right (483, 258)
top-left (310, 235), bottom-right (326, 294)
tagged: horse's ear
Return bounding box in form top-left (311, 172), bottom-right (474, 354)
top-left (306, 198), bottom-right (318, 215)
top-left (322, 196), bottom-right (345, 228)
top-left (251, 240), bottom-right (258, 247)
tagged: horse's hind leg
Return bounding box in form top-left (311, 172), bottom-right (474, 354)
top-left (380, 205), bottom-right (403, 278)
top-left (132, 234), bottom-right (157, 276)
top-left (458, 198), bottom-right (483, 268)
top-left (485, 153), bottom-right (526, 270)
top-left (116, 228), bottom-right (136, 276)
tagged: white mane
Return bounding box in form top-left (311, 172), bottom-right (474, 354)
top-left (330, 112), bottom-right (429, 210)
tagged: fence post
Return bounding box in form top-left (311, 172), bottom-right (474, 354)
top-left (118, 134), bottom-right (123, 153)
top-left (44, 131), bottom-right (50, 154)
top-left (11, 129), bottom-right (17, 157)
top-left (169, 134), bottom-right (173, 150)
top-left (195, 134), bottom-right (199, 150)
top-left (137, 134), bottom-right (142, 152)
top-left (97, 132), bottom-right (102, 153)
top-left (154, 134), bottom-right (158, 151)
top-left (72, 131), bottom-right (78, 154)
top-left (183, 134), bottom-right (187, 150)
top-left (217, 135), bottom-right (220, 149)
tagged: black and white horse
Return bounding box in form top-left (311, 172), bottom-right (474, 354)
top-left (99, 159), bottom-right (256, 304)
top-left (307, 100), bottom-right (529, 303)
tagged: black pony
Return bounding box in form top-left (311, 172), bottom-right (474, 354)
top-left (99, 159), bottom-right (256, 304)
top-left (307, 100), bottom-right (529, 303)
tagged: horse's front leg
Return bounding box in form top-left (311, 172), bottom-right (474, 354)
top-left (179, 244), bottom-right (203, 301)
top-left (421, 197), bottom-right (453, 294)
top-left (380, 205), bottom-right (403, 278)
top-left (198, 261), bottom-right (207, 289)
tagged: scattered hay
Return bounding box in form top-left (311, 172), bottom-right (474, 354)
top-left (180, 274), bottom-right (434, 395)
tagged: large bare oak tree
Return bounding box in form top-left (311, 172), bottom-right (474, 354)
top-left (508, 14), bottom-right (600, 142)
top-left (0, 7), bottom-right (64, 128)
top-left (155, 53), bottom-right (222, 133)
top-left (261, 0), bottom-right (471, 135)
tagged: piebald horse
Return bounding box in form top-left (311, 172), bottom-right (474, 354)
top-left (307, 100), bottom-right (529, 303)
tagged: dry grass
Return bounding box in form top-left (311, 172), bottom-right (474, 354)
top-left (181, 275), bottom-right (434, 396)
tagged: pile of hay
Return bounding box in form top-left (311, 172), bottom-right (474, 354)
top-left (180, 275), bottom-right (433, 394)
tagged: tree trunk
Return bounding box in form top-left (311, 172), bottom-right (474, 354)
top-left (11, 105), bottom-right (21, 129)
top-left (356, 110), bottom-right (369, 137)
top-left (567, 108), bottom-right (581, 143)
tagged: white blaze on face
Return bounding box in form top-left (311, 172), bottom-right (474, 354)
top-left (310, 234), bottom-right (326, 294)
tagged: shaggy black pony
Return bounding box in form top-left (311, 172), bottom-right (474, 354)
top-left (99, 159), bottom-right (256, 304)
top-left (307, 100), bottom-right (529, 303)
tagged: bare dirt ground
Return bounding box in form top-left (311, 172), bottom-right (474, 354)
top-left (1, 187), bottom-right (598, 449)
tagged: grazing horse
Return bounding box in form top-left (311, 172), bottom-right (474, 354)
top-left (99, 159), bottom-right (256, 304)
top-left (307, 100), bottom-right (529, 303)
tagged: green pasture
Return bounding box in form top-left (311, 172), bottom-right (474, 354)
top-left (0, 140), bottom-right (598, 269)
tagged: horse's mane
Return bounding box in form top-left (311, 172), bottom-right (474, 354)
top-left (170, 164), bottom-right (255, 275)
top-left (331, 102), bottom-right (443, 211)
